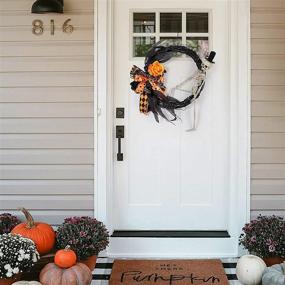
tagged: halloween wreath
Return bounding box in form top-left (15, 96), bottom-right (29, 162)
top-left (130, 44), bottom-right (216, 123)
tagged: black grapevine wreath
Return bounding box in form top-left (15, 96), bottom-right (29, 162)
top-left (130, 44), bottom-right (216, 123)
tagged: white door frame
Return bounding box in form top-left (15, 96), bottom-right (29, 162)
top-left (95, 0), bottom-right (251, 257)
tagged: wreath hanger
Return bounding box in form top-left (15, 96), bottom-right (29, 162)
top-left (130, 44), bottom-right (216, 124)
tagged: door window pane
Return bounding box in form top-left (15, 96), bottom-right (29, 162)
top-left (131, 11), bottom-right (211, 58)
top-left (160, 13), bottom-right (182, 33)
top-left (133, 13), bottom-right (156, 33)
top-left (160, 38), bottom-right (182, 57)
top-left (133, 37), bottom-right (156, 57)
top-left (186, 37), bottom-right (209, 58)
top-left (160, 37), bottom-right (182, 46)
top-left (186, 13), bottom-right (208, 33)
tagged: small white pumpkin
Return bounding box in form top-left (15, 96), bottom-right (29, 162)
top-left (262, 263), bottom-right (285, 285)
top-left (12, 281), bottom-right (42, 285)
top-left (236, 255), bottom-right (267, 285)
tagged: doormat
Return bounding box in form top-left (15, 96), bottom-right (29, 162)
top-left (109, 259), bottom-right (229, 285)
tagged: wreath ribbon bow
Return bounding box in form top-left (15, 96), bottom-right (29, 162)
top-left (130, 64), bottom-right (166, 115)
top-left (130, 45), bottom-right (216, 123)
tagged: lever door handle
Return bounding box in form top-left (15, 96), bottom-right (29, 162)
top-left (116, 126), bottom-right (124, 161)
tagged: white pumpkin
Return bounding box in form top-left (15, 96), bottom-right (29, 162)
top-left (12, 281), bottom-right (42, 285)
top-left (262, 263), bottom-right (285, 285)
top-left (236, 255), bottom-right (267, 285)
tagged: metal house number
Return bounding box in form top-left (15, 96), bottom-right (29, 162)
top-left (32, 19), bottom-right (74, 36)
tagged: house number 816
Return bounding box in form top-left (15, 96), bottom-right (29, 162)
top-left (32, 19), bottom-right (74, 36)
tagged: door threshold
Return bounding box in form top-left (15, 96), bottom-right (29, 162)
top-left (108, 236), bottom-right (237, 257)
top-left (112, 230), bottom-right (230, 238)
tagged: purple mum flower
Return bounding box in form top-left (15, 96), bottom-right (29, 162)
top-left (269, 245), bottom-right (276, 252)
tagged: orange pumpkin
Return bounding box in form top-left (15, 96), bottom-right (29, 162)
top-left (40, 263), bottom-right (92, 285)
top-left (54, 246), bottom-right (77, 268)
top-left (11, 208), bottom-right (55, 255)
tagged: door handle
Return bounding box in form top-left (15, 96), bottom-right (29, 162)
top-left (116, 126), bottom-right (124, 161)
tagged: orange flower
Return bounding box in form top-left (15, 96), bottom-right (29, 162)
top-left (148, 61), bottom-right (165, 77)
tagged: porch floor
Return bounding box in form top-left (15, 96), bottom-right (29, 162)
top-left (91, 257), bottom-right (241, 284)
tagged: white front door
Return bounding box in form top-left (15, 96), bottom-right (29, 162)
top-left (113, 0), bottom-right (229, 232)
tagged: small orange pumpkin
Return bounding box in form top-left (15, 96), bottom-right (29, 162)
top-left (11, 208), bottom-right (55, 255)
top-left (40, 263), bottom-right (92, 285)
top-left (54, 246), bottom-right (77, 268)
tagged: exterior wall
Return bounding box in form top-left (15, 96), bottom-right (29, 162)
top-left (251, 0), bottom-right (285, 219)
top-left (0, 0), bottom-right (94, 225)
top-left (0, 0), bottom-right (284, 225)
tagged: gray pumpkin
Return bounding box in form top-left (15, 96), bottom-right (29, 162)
top-left (262, 263), bottom-right (285, 285)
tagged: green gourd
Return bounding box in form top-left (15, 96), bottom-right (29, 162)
top-left (262, 263), bottom-right (285, 285)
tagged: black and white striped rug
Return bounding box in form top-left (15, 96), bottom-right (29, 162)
top-left (91, 258), bottom-right (241, 285)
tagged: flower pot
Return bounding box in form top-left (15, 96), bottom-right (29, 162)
top-left (0, 274), bottom-right (21, 285)
top-left (263, 256), bottom-right (285, 266)
top-left (80, 255), bottom-right (97, 271)
top-left (21, 253), bottom-right (54, 281)
top-left (0, 279), bottom-right (14, 285)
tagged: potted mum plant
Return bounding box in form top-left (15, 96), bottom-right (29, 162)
top-left (239, 215), bottom-right (285, 266)
top-left (0, 213), bottom-right (20, 234)
top-left (56, 216), bottom-right (109, 271)
top-left (0, 234), bottom-right (40, 285)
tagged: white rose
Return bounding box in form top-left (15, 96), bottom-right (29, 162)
top-left (13, 267), bottom-right (19, 274)
top-left (6, 272), bottom-right (12, 277)
top-left (18, 256), bottom-right (23, 261)
top-left (4, 264), bottom-right (11, 270)
top-left (24, 254), bottom-right (30, 259)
